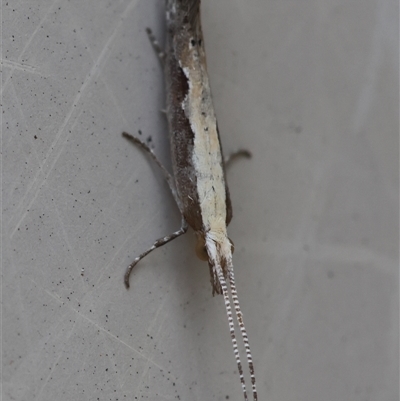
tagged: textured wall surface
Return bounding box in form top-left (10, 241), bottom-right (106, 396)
top-left (3, 1), bottom-right (398, 400)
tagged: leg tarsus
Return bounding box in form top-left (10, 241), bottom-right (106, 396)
top-left (122, 132), bottom-right (180, 207)
top-left (146, 27), bottom-right (166, 64)
top-left (224, 149), bottom-right (252, 170)
top-left (124, 219), bottom-right (188, 289)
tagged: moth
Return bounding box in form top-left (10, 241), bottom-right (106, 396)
top-left (123, 1), bottom-right (257, 400)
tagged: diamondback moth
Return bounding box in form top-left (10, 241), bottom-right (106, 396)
top-left (123, 1), bottom-right (257, 399)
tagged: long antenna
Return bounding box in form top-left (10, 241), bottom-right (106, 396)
top-left (228, 266), bottom-right (258, 400)
top-left (214, 264), bottom-right (249, 401)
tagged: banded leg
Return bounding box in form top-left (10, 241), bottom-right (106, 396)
top-left (146, 27), bottom-right (165, 64)
top-left (224, 149), bottom-right (252, 169)
top-left (122, 132), bottom-right (181, 209)
top-left (124, 219), bottom-right (188, 288)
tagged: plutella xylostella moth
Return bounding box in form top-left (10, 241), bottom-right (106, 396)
top-left (122, 1), bottom-right (257, 400)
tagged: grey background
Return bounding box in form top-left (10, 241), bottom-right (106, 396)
top-left (3, 1), bottom-right (398, 400)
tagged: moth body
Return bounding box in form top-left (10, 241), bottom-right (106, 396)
top-left (123, 1), bottom-right (258, 399)
top-left (164, 0), bottom-right (233, 293)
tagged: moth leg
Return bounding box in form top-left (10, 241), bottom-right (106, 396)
top-left (146, 27), bottom-right (166, 64)
top-left (124, 219), bottom-right (188, 288)
top-left (224, 149), bottom-right (252, 170)
top-left (122, 132), bottom-right (181, 208)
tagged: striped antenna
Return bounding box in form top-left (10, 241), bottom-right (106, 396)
top-left (214, 264), bottom-right (249, 401)
top-left (228, 265), bottom-right (258, 401)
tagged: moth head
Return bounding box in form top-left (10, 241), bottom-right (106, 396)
top-left (195, 233), bottom-right (234, 263)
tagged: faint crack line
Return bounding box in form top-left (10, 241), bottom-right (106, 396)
top-left (1, 0), bottom-right (61, 95)
top-left (9, 0), bottom-right (140, 238)
top-left (2, 59), bottom-right (37, 74)
top-left (39, 283), bottom-right (172, 377)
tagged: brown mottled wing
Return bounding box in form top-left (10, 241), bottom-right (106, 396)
top-left (185, 0), bottom-right (201, 27)
top-left (164, 9), bottom-right (203, 231)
